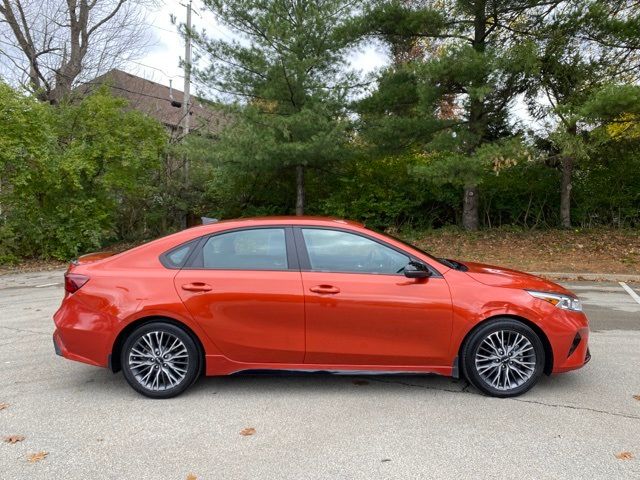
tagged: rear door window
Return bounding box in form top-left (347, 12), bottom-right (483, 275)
top-left (201, 228), bottom-right (288, 270)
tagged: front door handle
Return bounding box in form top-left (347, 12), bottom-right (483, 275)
top-left (181, 282), bottom-right (212, 292)
top-left (309, 285), bottom-right (340, 294)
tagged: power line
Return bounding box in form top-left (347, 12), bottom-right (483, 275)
top-left (148, 23), bottom-right (183, 36)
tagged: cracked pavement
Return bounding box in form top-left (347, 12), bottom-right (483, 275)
top-left (0, 270), bottom-right (639, 479)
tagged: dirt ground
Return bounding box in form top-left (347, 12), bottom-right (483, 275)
top-left (411, 228), bottom-right (640, 274)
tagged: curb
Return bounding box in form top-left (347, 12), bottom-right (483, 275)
top-left (529, 272), bottom-right (640, 283)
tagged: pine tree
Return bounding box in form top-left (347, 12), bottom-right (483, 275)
top-left (525, 0), bottom-right (640, 227)
top-left (193, 0), bottom-right (361, 215)
top-left (356, 0), bottom-right (567, 230)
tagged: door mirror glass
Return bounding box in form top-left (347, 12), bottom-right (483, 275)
top-left (403, 262), bottom-right (431, 279)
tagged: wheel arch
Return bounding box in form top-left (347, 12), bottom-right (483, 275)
top-left (455, 314), bottom-right (554, 378)
top-left (109, 316), bottom-right (205, 373)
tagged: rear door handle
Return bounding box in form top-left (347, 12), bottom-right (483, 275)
top-left (309, 285), bottom-right (340, 294)
top-left (181, 282), bottom-right (212, 292)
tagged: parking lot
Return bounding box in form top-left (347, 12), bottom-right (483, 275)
top-left (1, 269), bottom-right (639, 479)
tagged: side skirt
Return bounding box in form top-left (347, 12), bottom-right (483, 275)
top-left (204, 355), bottom-right (453, 377)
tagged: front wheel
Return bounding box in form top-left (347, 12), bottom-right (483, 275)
top-left (121, 322), bottom-right (200, 399)
top-left (462, 319), bottom-right (545, 398)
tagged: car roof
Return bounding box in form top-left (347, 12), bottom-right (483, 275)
top-left (193, 216), bottom-right (365, 230)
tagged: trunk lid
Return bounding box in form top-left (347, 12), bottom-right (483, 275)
top-left (69, 251), bottom-right (117, 270)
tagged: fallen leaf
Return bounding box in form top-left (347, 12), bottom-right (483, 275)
top-left (186, 474), bottom-right (198, 480)
top-left (27, 451), bottom-right (48, 463)
top-left (240, 427), bottom-right (256, 436)
top-left (381, 458), bottom-right (391, 463)
top-left (615, 451), bottom-right (633, 460)
top-left (353, 380), bottom-right (369, 386)
top-left (3, 435), bottom-right (25, 444)
top-left (0, 403), bottom-right (9, 411)
top-left (633, 395), bottom-right (640, 401)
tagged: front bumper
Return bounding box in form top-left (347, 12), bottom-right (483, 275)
top-left (53, 332), bottom-right (62, 356)
top-left (552, 326), bottom-right (591, 373)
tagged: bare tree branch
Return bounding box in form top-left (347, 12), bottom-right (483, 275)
top-left (0, 0), bottom-right (154, 103)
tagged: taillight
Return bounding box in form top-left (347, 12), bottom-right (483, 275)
top-left (64, 273), bottom-right (89, 293)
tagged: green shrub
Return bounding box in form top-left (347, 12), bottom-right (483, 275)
top-left (0, 83), bottom-right (168, 261)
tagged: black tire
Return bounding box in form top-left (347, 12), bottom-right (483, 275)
top-left (462, 318), bottom-right (545, 398)
top-left (121, 321), bottom-right (200, 399)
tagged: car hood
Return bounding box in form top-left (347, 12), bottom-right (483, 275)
top-left (460, 261), bottom-right (572, 295)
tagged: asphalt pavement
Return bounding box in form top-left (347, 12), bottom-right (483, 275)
top-left (0, 270), bottom-right (639, 479)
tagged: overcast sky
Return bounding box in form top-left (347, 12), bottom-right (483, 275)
top-left (135, 2), bottom-right (539, 130)
top-left (134, 0), bottom-right (389, 99)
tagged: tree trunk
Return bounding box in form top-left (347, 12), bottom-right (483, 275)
top-left (462, 185), bottom-right (480, 231)
top-left (295, 165), bottom-right (305, 216)
top-left (560, 156), bottom-right (573, 228)
top-left (460, 0), bottom-right (487, 231)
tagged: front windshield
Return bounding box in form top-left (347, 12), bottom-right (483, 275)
top-left (374, 230), bottom-right (448, 267)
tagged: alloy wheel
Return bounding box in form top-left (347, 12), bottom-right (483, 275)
top-left (474, 330), bottom-right (536, 391)
top-left (128, 331), bottom-right (190, 391)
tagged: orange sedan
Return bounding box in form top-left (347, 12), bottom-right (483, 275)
top-left (53, 217), bottom-right (590, 398)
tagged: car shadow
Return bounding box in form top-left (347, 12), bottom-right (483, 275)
top-left (71, 366), bottom-right (591, 401)
top-left (185, 371), bottom-right (473, 398)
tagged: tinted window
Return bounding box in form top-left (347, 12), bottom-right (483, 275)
top-left (301, 229), bottom-right (410, 274)
top-left (162, 240), bottom-right (196, 269)
top-left (202, 228), bottom-right (288, 270)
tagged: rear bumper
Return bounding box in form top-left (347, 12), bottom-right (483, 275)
top-left (53, 298), bottom-right (111, 368)
top-left (53, 327), bottom-right (106, 367)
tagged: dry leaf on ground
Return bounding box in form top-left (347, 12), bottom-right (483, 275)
top-left (632, 395), bottom-right (640, 401)
top-left (27, 451), bottom-right (48, 463)
top-left (240, 427), bottom-right (256, 436)
top-left (411, 228), bottom-right (640, 274)
top-left (615, 451), bottom-right (634, 460)
top-left (186, 474), bottom-right (198, 480)
top-left (3, 435), bottom-right (25, 444)
top-left (0, 403), bottom-right (9, 411)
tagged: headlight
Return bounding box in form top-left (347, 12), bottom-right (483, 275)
top-left (526, 290), bottom-right (582, 312)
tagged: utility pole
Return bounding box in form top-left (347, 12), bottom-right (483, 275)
top-left (182, 0), bottom-right (192, 182)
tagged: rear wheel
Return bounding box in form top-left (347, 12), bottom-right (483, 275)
top-left (462, 318), bottom-right (545, 398)
top-left (121, 322), bottom-right (200, 399)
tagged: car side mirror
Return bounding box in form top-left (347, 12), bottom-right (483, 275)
top-left (404, 262), bottom-right (431, 279)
